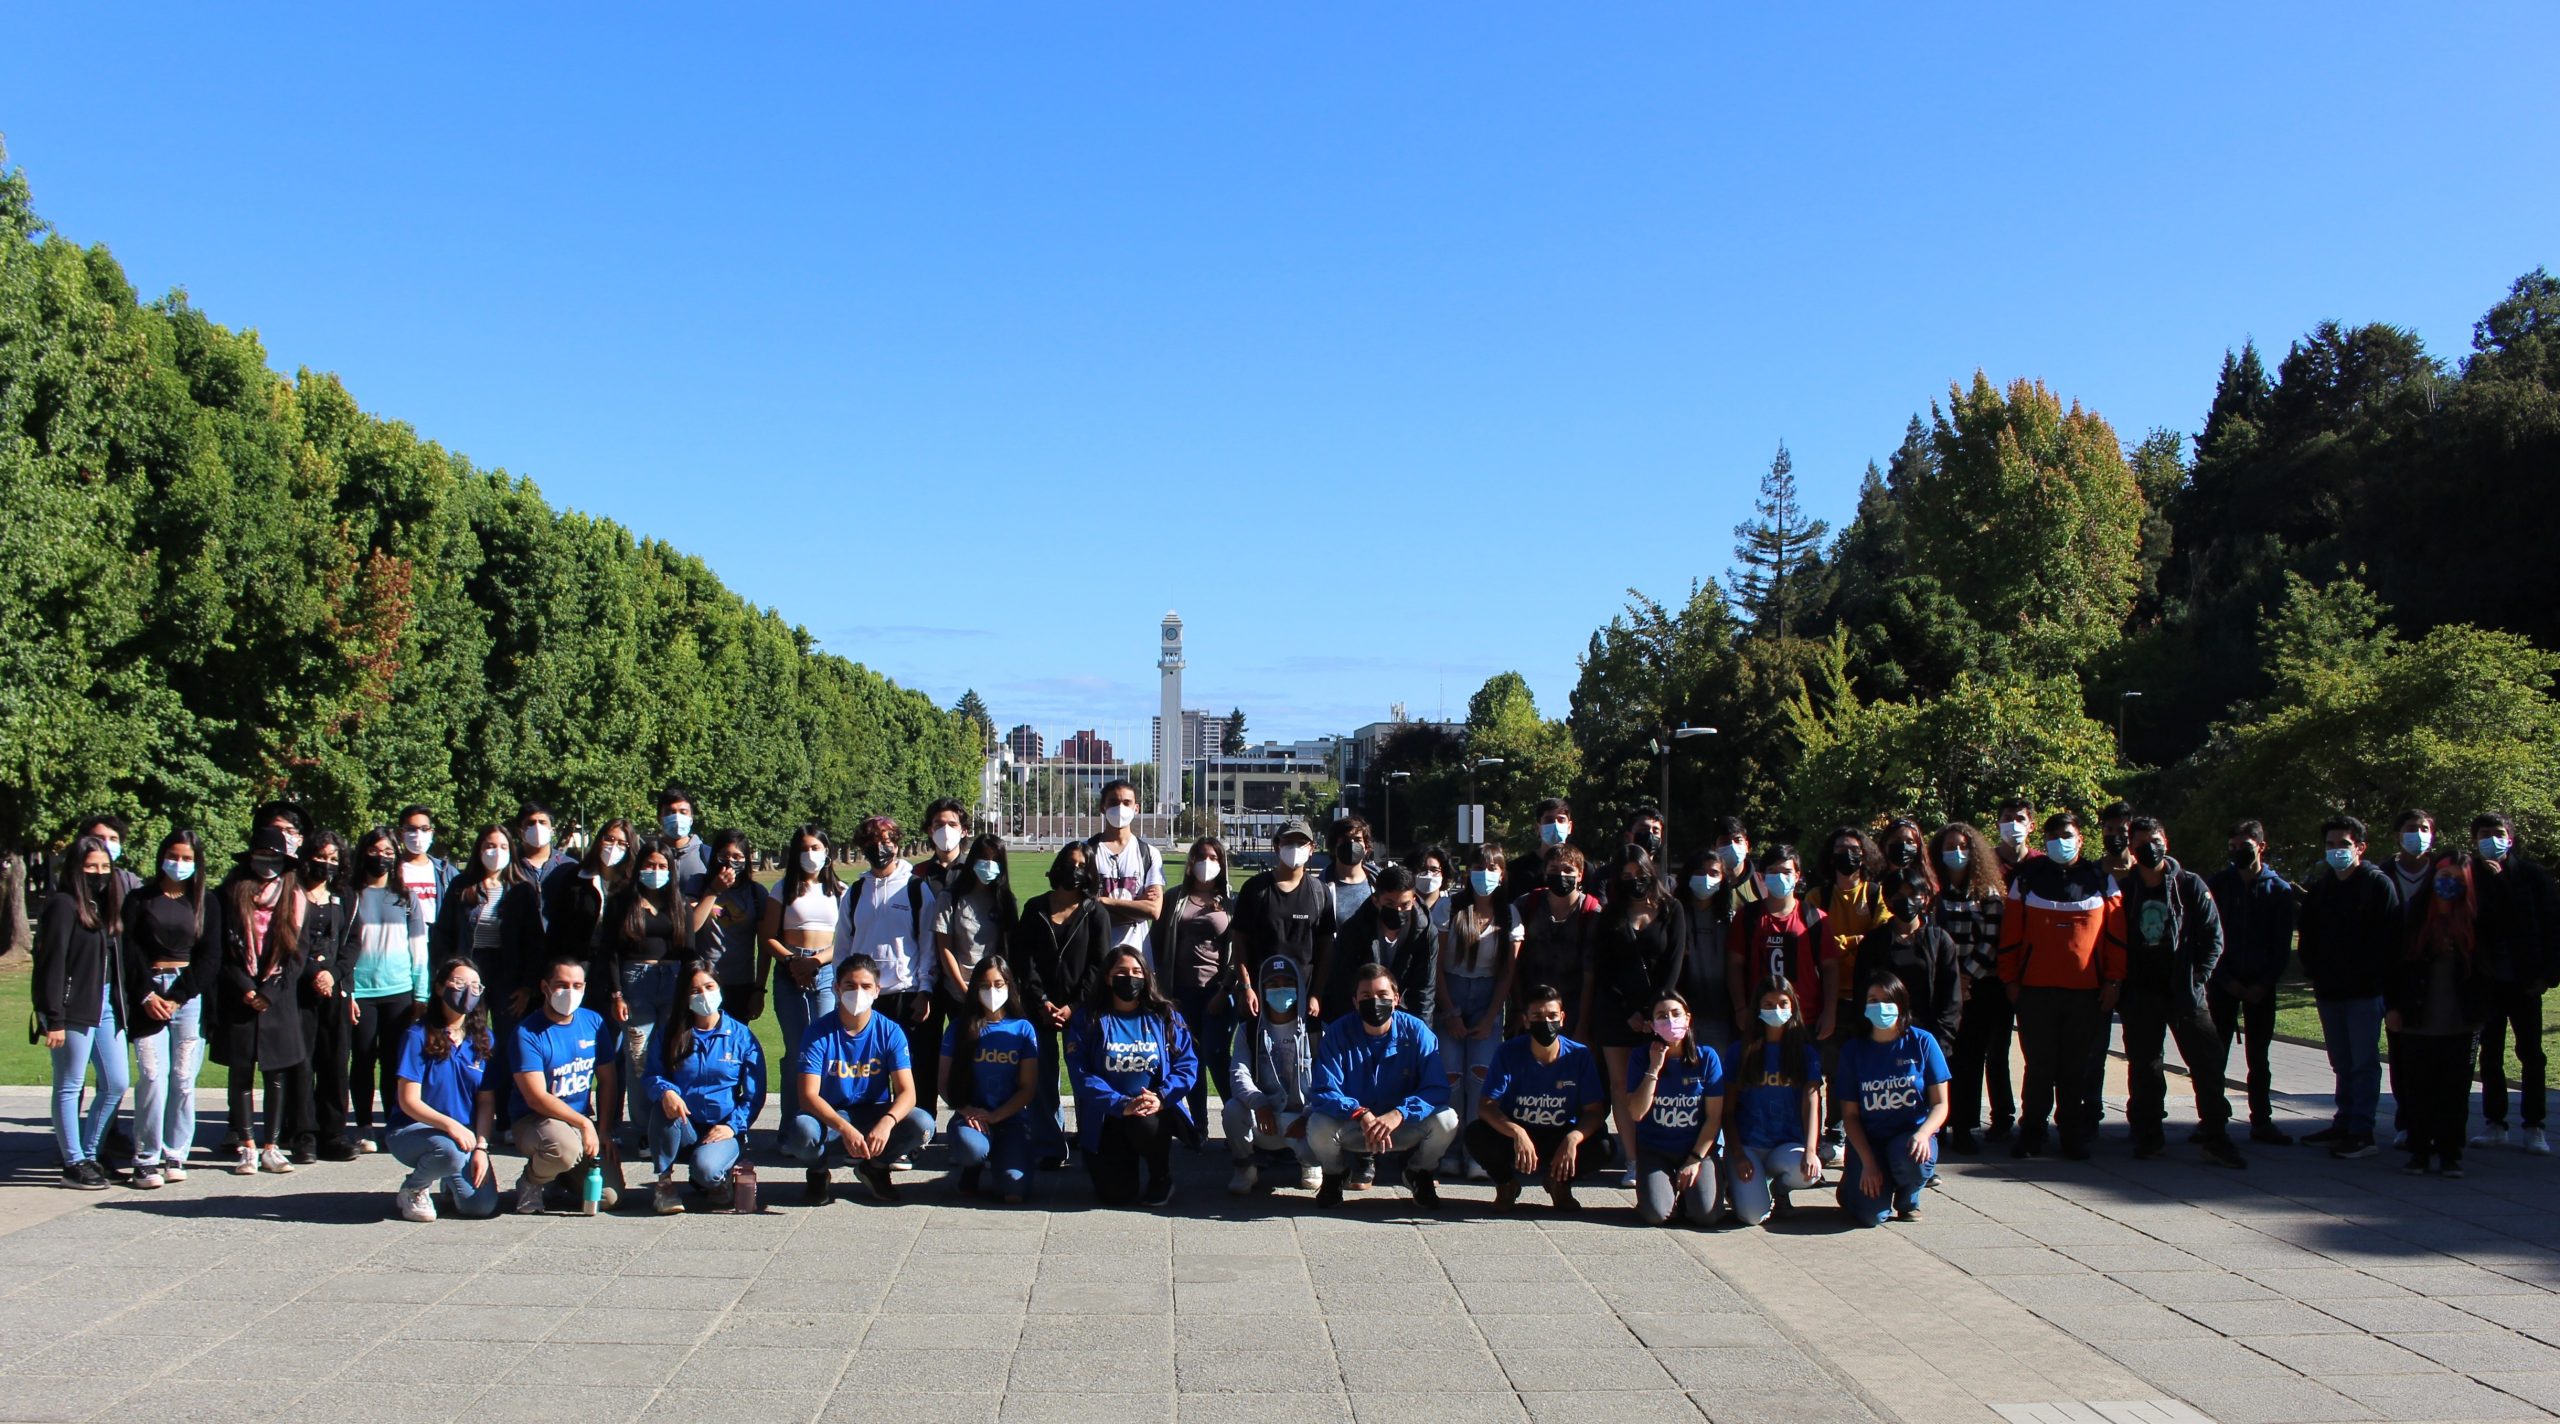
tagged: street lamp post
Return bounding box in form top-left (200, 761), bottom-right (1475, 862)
top-left (1647, 726), bottom-right (1718, 859)
top-left (2118, 691), bottom-right (2143, 760)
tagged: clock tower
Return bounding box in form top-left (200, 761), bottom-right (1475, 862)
top-left (1156, 612), bottom-right (1184, 811)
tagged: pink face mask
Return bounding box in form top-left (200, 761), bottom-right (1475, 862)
top-left (1654, 1016), bottom-right (1689, 1045)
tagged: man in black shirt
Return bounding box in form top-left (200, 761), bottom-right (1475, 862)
top-left (1233, 819), bottom-right (1337, 1017)
top-left (2118, 818), bottom-right (2241, 1168)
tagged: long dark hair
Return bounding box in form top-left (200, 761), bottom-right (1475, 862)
top-left (59, 835), bottom-right (124, 932)
top-left (1930, 821), bottom-right (2004, 901)
top-left (1182, 836), bottom-right (1230, 902)
top-left (1650, 991), bottom-right (1702, 1069)
top-left (944, 953), bottom-right (1022, 1106)
top-left (1090, 946), bottom-right (1173, 1020)
top-left (1731, 977), bottom-right (1813, 1089)
top-left (152, 828), bottom-right (207, 935)
top-left (1598, 845), bottom-right (1664, 927)
top-left (452, 824), bottom-right (528, 907)
top-left (2412, 849), bottom-right (2478, 961)
top-left (1455, 842), bottom-right (1508, 937)
top-left (583, 817), bottom-right (637, 895)
top-left (224, 849), bottom-right (302, 977)
top-left (352, 827), bottom-right (409, 904)
top-left (781, 825), bottom-right (843, 901)
top-left (658, 960), bottom-right (721, 1070)
top-left (616, 841), bottom-right (691, 945)
top-left (963, 833), bottom-right (1022, 936)
top-left (420, 956), bottom-right (494, 1062)
top-left (301, 828), bottom-right (347, 896)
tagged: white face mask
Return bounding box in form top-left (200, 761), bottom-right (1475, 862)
top-left (598, 843), bottom-right (628, 869)
top-left (979, 985), bottom-right (1009, 1013)
top-left (548, 986), bottom-right (581, 1017)
top-left (1413, 872), bottom-right (1443, 896)
top-left (521, 823), bottom-right (552, 850)
top-left (1192, 858), bottom-right (1221, 883)
top-left (1101, 804), bottom-right (1136, 830)
top-left (799, 848), bottom-right (827, 873)
top-left (401, 829), bottom-right (433, 856)
top-left (480, 846), bottom-right (511, 873)
top-left (930, 825), bottom-right (965, 854)
top-left (1276, 843), bottom-right (1312, 870)
top-left (840, 988), bottom-right (877, 1018)
top-left (689, 987), bottom-right (722, 1018)
top-left (1998, 821), bottom-right (2030, 848)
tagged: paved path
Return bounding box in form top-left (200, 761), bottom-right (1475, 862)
top-left (0, 1034), bottom-right (2553, 1424)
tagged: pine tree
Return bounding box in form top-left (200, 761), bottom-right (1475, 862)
top-left (1730, 441), bottom-right (1829, 640)
top-left (952, 690), bottom-right (995, 753)
top-left (1223, 708), bottom-right (1248, 754)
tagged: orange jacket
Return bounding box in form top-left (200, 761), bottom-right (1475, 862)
top-left (1997, 859), bottom-right (2127, 991)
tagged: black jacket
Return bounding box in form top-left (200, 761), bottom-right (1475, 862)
top-left (2384, 933), bottom-right (2493, 1031)
top-left (542, 868), bottom-right (612, 963)
top-left (2120, 858), bottom-right (2224, 1012)
top-left (2297, 861), bottom-right (2402, 1001)
top-left (1011, 892), bottom-right (1111, 1023)
top-left (1854, 922), bottom-right (1963, 1047)
top-left (1594, 897), bottom-right (1688, 1028)
top-left (2206, 862), bottom-right (2296, 989)
top-left (120, 888), bottom-right (223, 1040)
top-left (33, 892), bottom-right (140, 1035)
top-left (431, 876), bottom-right (545, 999)
top-left (208, 881), bottom-right (319, 1071)
top-left (2472, 853), bottom-right (2560, 987)
top-left (1325, 898), bottom-right (1439, 1021)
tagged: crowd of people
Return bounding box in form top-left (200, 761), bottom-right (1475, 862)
top-left (30, 782), bottom-right (2555, 1227)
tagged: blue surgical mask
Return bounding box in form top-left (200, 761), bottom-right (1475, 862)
top-left (1864, 1002), bottom-right (1901, 1030)
top-left (638, 867), bottom-right (671, 891)
top-left (1687, 874), bottom-right (1719, 899)
top-left (1757, 1007), bottom-right (1790, 1028)
top-left (1264, 988), bottom-right (1298, 1016)
top-left (2046, 836), bottom-right (2080, 866)
top-left (1940, 846), bottom-right (1967, 872)
top-left (1468, 868), bottom-right (1501, 896)
top-left (660, 812), bottom-right (692, 839)
top-left (2434, 876), bottom-right (2463, 899)
top-left (972, 859), bottom-right (1001, 884)
top-left (1717, 842), bottom-right (1748, 872)
top-left (2402, 830), bottom-right (2432, 857)
top-left (2325, 846), bottom-right (2358, 872)
top-left (1761, 871), bottom-right (1794, 899)
top-left (1538, 821), bottom-right (1568, 847)
top-left (2479, 835), bottom-right (2512, 862)
top-left (161, 857), bottom-right (195, 884)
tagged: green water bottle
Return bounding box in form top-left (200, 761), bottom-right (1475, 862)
top-left (579, 1159), bottom-right (603, 1216)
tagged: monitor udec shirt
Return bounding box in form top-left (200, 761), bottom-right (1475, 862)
top-left (1626, 1043), bottom-right (1726, 1155)
top-left (796, 1012), bottom-right (912, 1114)
top-left (510, 1007), bottom-right (606, 1119)
top-left (1481, 1036), bottom-right (1605, 1129)
top-left (1836, 1027), bottom-right (1949, 1142)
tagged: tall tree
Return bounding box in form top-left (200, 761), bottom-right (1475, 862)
top-left (1730, 442), bottom-right (1828, 640)
top-left (1223, 707), bottom-right (1247, 755)
top-left (953, 689), bottom-right (995, 753)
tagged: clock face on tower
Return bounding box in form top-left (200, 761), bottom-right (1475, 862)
top-left (1164, 627), bottom-right (1178, 643)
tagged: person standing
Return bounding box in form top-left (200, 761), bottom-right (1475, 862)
top-left (1856, 867), bottom-right (1961, 1062)
top-left (211, 829), bottom-right (316, 1176)
top-left (1515, 846), bottom-right (1599, 1038)
top-left (123, 831), bottom-right (219, 1187)
top-left (1933, 822), bottom-right (2010, 1153)
top-left (1438, 846), bottom-right (1520, 1178)
top-left (1224, 956), bottom-right (1322, 1194)
top-left (1998, 812), bottom-right (2125, 1162)
top-left (2207, 821), bottom-right (2297, 1147)
top-left (1465, 984), bottom-right (1605, 1211)
top-left (655, 787), bottom-right (710, 883)
top-left (1067, 948), bottom-right (1198, 1207)
top-left (2116, 818), bottom-right (2242, 1168)
top-left (2383, 810), bottom-right (2439, 904)
top-left (846, 817), bottom-right (941, 1122)
top-left (1411, 845), bottom-right (1457, 943)
top-left (35, 836), bottom-right (133, 1189)
top-left (1159, 837), bottom-right (1235, 1146)
top-left (685, 829), bottom-right (771, 1028)
top-left (2392, 852), bottom-right (2491, 1177)
top-left (1992, 799), bottom-right (2039, 885)
top-left (1724, 847), bottom-right (1835, 1059)
top-left (1321, 862), bottom-right (1436, 1027)
top-left (642, 962), bottom-right (767, 1213)
top-left (2296, 816), bottom-right (2401, 1159)
top-left (1623, 992), bottom-right (1725, 1227)
top-left (394, 806), bottom-right (454, 936)
top-left (386, 958), bottom-right (501, 1221)
top-left (1013, 842), bottom-right (1111, 1170)
top-left (1090, 780), bottom-right (1166, 972)
top-left (1505, 799), bottom-right (1577, 901)
top-left (915, 799), bottom-right (976, 902)
top-left (783, 955), bottom-right (933, 1204)
top-left (510, 956), bottom-right (615, 1212)
top-left (2467, 813), bottom-right (2559, 1154)
top-left (1320, 815), bottom-right (1379, 934)
top-left (293, 832), bottom-right (354, 1163)
top-left (1675, 832), bottom-right (1758, 1042)
top-left (1231, 820), bottom-right (1336, 1007)
top-left (602, 843), bottom-right (690, 1137)
top-left (1591, 847), bottom-right (1686, 1184)
top-left (430, 826), bottom-right (540, 1015)
top-left (513, 802), bottom-right (573, 893)
top-left (760, 827), bottom-right (845, 1064)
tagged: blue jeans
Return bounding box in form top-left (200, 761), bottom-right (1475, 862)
top-left (2317, 995), bottom-right (2386, 1136)
top-left (1442, 974), bottom-right (1503, 1159)
top-left (617, 960), bottom-right (682, 1128)
top-left (648, 1111), bottom-right (745, 1184)
top-left (131, 971), bottom-right (204, 1168)
top-left (386, 1122), bottom-right (500, 1217)
top-left (50, 983), bottom-right (129, 1165)
top-left (781, 1106), bottom-right (934, 1169)
top-left (1836, 1128), bottom-right (1936, 1226)
top-left (771, 957), bottom-right (838, 1067)
top-left (948, 1114), bottom-right (1034, 1196)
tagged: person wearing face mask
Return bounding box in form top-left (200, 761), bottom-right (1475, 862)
top-left (546, 817), bottom-right (634, 966)
top-left (1932, 822), bottom-right (2011, 1154)
top-left (761, 826), bottom-right (848, 1069)
top-left (2096, 801), bottom-right (2137, 881)
top-left (940, 955), bottom-right (1039, 1202)
top-left (1809, 826), bottom-right (1889, 1168)
top-left (936, 834), bottom-right (1022, 1059)
top-left (122, 829), bottom-right (220, 1187)
top-left (1225, 956), bottom-right (1324, 1194)
top-left (429, 825), bottom-right (541, 1016)
top-left (1724, 981), bottom-right (1824, 1226)
top-left (510, 955), bottom-right (616, 1212)
top-left (387, 959), bottom-right (501, 1221)
top-left (1411, 845), bottom-right (1456, 941)
top-left (684, 829), bottom-right (771, 1028)
top-left (2296, 814), bottom-right (2401, 1160)
top-left (1068, 949), bottom-right (1199, 1206)
top-left (1088, 779), bottom-right (1167, 972)
top-left (1161, 837), bottom-right (1236, 1148)
top-left (2385, 810), bottom-right (2439, 904)
top-left (74, 813), bottom-right (144, 896)
top-left (1305, 964), bottom-right (1456, 1208)
top-left (604, 844), bottom-right (692, 1141)
top-left (1320, 815), bottom-right (1379, 932)
top-left (2392, 851), bottom-right (2494, 1177)
top-left (1624, 992), bottom-right (1725, 1226)
top-left (513, 801), bottom-right (571, 891)
top-left (1609, 808), bottom-right (1675, 902)
top-left (843, 815), bottom-right (943, 1125)
top-left (36, 837), bottom-right (136, 1189)
top-left (784, 956), bottom-right (934, 1204)
top-left (1515, 845), bottom-right (1599, 1042)
top-left (2464, 812), bottom-right (2559, 1155)
top-left (1992, 799), bottom-right (2040, 885)
top-left (1012, 842), bottom-right (1112, 1170)
top-left (914, 799), bottom-right (977, 901)
top-left (2206, 820), bottom-right (2297, 1147)
top-left (643, 962), bottom-right (767, 1213)
top-left (1467, 983), bottom-right (1605, 1210)
top-left (1676, 826), bottom-right (1759, 1033)
top-left (1438, 845), bottom-right (1522, 1179)
top-left (1592, 846), bottom-right (1687, 1187)
top-left (1504, 798), bottom-right (1578, 901)
top-left (338, 827), bottom-right (432, 1156)
top-left (1231, 820), bottom-right (1338, 1014)
top-left (1318, 863), bottom-right (1437, 1188)
top-left (1854, 868), bottom-right (1961, 1065)
top-left (1877, 818), bottom-right (1933, 886)
top-left (393, 805), bottom-right (455, 932)
top-left (290, 830), bottom-right (356, 1164)
top-left (2114, 817), bottom-right (2241, 1168)
top-left (1997, 811), bottom-right (2126, 1162)
top-left (654, 787), bottom-right (710, 883)
top-left (210, 828), bottom-right (317, 1176)
top-left (1835, 972), bottom-right (1951, 1226)
top-left (1724, 846), bottom-right (1836, 1061)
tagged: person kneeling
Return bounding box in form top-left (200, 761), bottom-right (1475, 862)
top-left (643, 963), bottom-right (767, 1214)
top-left (784, 956), bottom-right (935, 1204)
top-left (510, 956), bottom-right (617, 1214)
top-left (1724, 980), bottom-right (1824, 1227)
top-left (1068, 950), bottom-right (1199, 1207)
top-left (1306, 964), bottom-right (1460, 1208)
top-left (386, 959), bottom-right (500, 1221)
top-left (1466, 984), bottom-right (1607, 1211)
top-left (944, 955), bottom-right (1041, 1204)
top-left (1836, 971), bottom-right (1949, 1226)
top-left (1625, 992), bottom-right (1725, 1227)
top-left (1225, 956), bottom-right (1322, 1194)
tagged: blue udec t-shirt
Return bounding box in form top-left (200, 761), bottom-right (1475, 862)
top-left (511, 1007), bottom-right (605, 1119)
top-left (942, 1016), bottom-right (1038, 1110)
top-left (391, 1021), bottom-right (486, 1130)
top-left (1091, 1012), bottom-right (1167, 1097)
top-left (1837, 1026), bottom-right (1949, 1141)
top-left (797, 1012), bottom-right (912, 1114)
top-left (1481, 1036), bottom-right (1605, 1129)
top-left (1729, 1038), bottom-right (1821, 1149)
top-left (1626, 1043), bottom-right (1726, 1155)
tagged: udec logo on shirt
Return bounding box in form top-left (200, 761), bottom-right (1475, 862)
top-left (1104, 1037), bottom-right (1160, 1074)
top-left (830, 1058), bottom-right (879, 1082)
top-left (1860, 1073), bottom-right (1920, 1115)
top-left (1649, 1084), bottom-right (1706, 1130)
top-left (1512, 1088), bottom-right (1575, 1127)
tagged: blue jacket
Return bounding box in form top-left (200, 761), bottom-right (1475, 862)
top-left (2206, 862), bottom-right (2296, 989)
top-left (1311, 1010), bottom-right (1450, 1122)
top-left (1066, 1006), bottom-right (1199, 1150)
top-left (642, 1013), bottom-right (768, 1137)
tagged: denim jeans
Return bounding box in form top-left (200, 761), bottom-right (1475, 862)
top-left (50, 983), bottom-right (129, 1165)
top-left (618, 960), bottom-right (682, 1128)
top-left (647, 1111), bottom-right (744, 1184)
top-left (771, 963), bottom-right (836, 1066)
top-left (781, 1106), bottom-right (934, 1169)
top-left (131, 971), bottom-right (204, 1168)
top-left (1633, 1144), bottom-right (1721, 1226)
top-left (1727, 1142), bottom-right (1814, 1226)
top-left (1836, 1129), bottom-right (1936, 1225)
top-left (386, 1122), bottom-right (501, 1217)
top-left (1440, 974), bottom-right (1503, 1160)
top-left (2315, 995), bottom-right (2386, 1136)
top-left (948, 1114), bottom-right (1035, 1196)
top-left (1174, 985), bottom-right (1236, 1136)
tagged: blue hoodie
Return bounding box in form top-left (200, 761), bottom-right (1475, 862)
top-left (642, 1013), bottom-right (768, 1135)
top-left (1310, 1010), bottom-right (1450, 1122)
top-left (1067, 1006), bottom-right (1199, 1150)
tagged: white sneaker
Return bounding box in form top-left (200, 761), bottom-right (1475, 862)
top-left (513, 1172), bottom-right (546, 1215)
top-left (258, 1146), bottom-right (294, 1174)
top-left (1298, 1164), bottom-right (1324, 1191)
top-left (395, 1185), bottom-right (437, 1222)
top-left (1227, 1164), bottom-right (1256, 1197)
top-left (1818, 1134), bottom-right (1846, 1170)
top-left (162, 1162), bottom-right (186, 1183)
top-left (2473, 1124), bottom-right (2509, 1149)
top-left (2527, 1127), bottom-right (2550, 1156)
top-left (230, 1146), bottom-right (257, 1176)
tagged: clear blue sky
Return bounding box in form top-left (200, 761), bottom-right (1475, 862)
top-left (6, 7), bottom-right (2553, 743)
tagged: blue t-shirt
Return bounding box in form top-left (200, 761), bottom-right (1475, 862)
top-left (796, 1012), bottom-right (912, 1113)
top-left (1627, 1044), bottom-right (1726, 1155)
top-left (1089, 1011), bottom-right (1167, 1098)
top-left (1837, 1027), bottom-right (1950, 1141)
top-left (1729, 1038), bottom-right (1821, 1149)
top-left (390, 1021), bottom-right (486, 1130)
top-left (941, 1017), bottom-right (1038, 1110)
top-left (511, 1007), bottom-right (606, 1119)
top-left (1481, 1036), bottom-right (1606, 1130)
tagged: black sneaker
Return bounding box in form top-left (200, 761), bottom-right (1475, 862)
top-left (2200, 1136), bottom-right (2247, 1169)
top-left (318, 1139), bottom-right (360, 1163)
top-left (860, 1165), bottom-right (903, 1204)
top-left (2185, 1126), bottom-right (2206, 1146)
top-left (1350, 1156), bottom-right (1375, 1190)
top-left (1984, 1120), bottom-right (2014, 1143)
top-left (2132, 1135), bottom-right (2166, 1160)
top-left (1949, 1129), bottom-right (1979, 1155)
top-left (2401, 1154), bottom-right (2431, 1176)
top-left (1138, 1176), bottom-right (1174, 1208)
top-left (2251, 1120), bottom-right (2295, 1146)
top-left (1405, 1172), bottom-right (1440, 1209)
top-left (62, 1161), bottom-right (108, 1191)
top-left (958, 1166), bottom-right (983, 1196)
top-left (1315, 1176), bottom-right (1345, 1209)
top-left (1548, 1185), bottom-right (1582, 1212)
top-left (1039, 1152), bottom-right (1070, 1172)
top-left (2010, 1129), bottom-right (2046, 1160)
top-left (288, 1143), bottom-right (317, 1167)
top-left (2331, 1134), bottom-right (2379, 1160)
top-left (2301, 1125), bottom-right (2347, 1146)
top-left (802, 1167), bottom-right (831, 1206)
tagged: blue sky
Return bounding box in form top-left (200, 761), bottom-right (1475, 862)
top-left (6, 6), bottom-right (2553, 742)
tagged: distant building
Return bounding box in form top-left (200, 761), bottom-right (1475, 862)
top-left (1058, 729), bottom-right (1116, 765)
top-left (1152, 708), bottom-right (1219, 767)
top-left (1004, 724), bottom-right (1045, 760)
top-left (1340, 719), bottom-right (1464, 793)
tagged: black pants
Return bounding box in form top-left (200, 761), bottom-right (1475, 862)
top-left (340, 994), bottom-right (414, 1136)
top-left (301, 1003), bottom-right (352, 1148)
top-left (2478, 981), bottom-right (2547, 1129)
top-left (2207, 984), bottom-right (2277, 1124)
top-left (2393, 1031), bottom-right (2476, 1165)
top-left (881, 992), bottom-right (943, 1119)
top-left (2014, 986), bottom-right (2104, 1148)
top-left (1951, 974), bottom-right (2015, 1132)
top-left (1089, 1113), bottom-right (1175, 1204)
top-left (2119, 987), bottom-right (2231, 1140)
top-left (1463, 1118), bottom-right (1589, 1186)
top-left (229, 1064), bottom-right (309, 1146)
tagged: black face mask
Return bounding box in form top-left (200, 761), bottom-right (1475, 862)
top-left (1548, 871), bottom-right (1579, 898)
top-left (251, 856), bottom-right (284, 882)
top-left (1616, 879), bottom-right (1646, 902)
top-left (83, 871), bottom-right (111, 898)
top-left (1884, 842), bottom-right (1919, 869)
top-left (1052, 865), bottom-right (1097, 894)
top-left (1886, 896), bottom-right (1919, 920)
top-left (300, 861), bottom-right (335, 887)
top-left (1110, 973), bottom-right (1145, 1003)
top-left (2103, 831), bottom-right (2129, 855)
top-left (1336, 843), bottom-right (1365, 865)
top-left (366, 853), bottom-right (397, 877)
top-left (441, 984), bottom-right (483, 1015)
top-left (1527, 1019), bottom-right (1562, 1046)
top-left (2230, 846), bottom-right (2259, 870)
top-left (1358, 995), bottom-right (1396, 1026)
top-left (1832, 847), bottom-right (1863, 875)
top-left (1632, 830), bottom-right (1662, 857)
top-left (2134, 842), bottom-right (2167, 869)
top-left (872, 843), bottom-right (900, 866)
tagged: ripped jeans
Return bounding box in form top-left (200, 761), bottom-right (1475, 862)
top-left (1440, 973), bottom-right (1503, 1163)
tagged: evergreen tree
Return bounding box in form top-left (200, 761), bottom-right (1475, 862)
top-left (1223, 708), bottom-right (1247, 754)
top-left (954, 689), bottom-right (995, 753)
top-left (1730, 442), bottom-right (1828, 640)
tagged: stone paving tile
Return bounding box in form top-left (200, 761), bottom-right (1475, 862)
top-left (2326, 1373), bottom-right (2549, 1419)
top-left (679, 1343), bottom-right (852, 1392)
top-left (818, 1392), bottom-right (1000, 1424)
top-left (1174, 1393), bottom-right (1354, 1422)
top-left (2240, 1331), bottom-right (2443, 1376)
top-left (2310, 1294), bottom-right (2492, 1333)
top-left (839, 1348), bottom-right (1016, 1392)
top-left (641, 1389), bottom-right (828, 1424)
top-left (1517, 1392), bottom-right (1705, 1422)
top-left (2162, 1376), bottom-right (2379, 1424)
top-left (2095, 1338), bottom-right (2297, 1380)
top-left (2172, 1298), bottom-right (2365, 1336)
top-left (1174, 1348), bottom-right (1341, 1393)
top-left (1496, 1346), bottom-right (1678, 1392)
top-left (2392, 1330), bottom-right (2560, 1373)
top-left (1347, 1391), bottom-right (1532, 1423)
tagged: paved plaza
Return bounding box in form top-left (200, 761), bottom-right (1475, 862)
top-left (0, 1040), bottom-right (2556, 1424)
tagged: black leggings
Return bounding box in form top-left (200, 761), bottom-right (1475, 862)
top-left (1089, 1113), bottom-right (1176, 1205)
top-left (343, 994), bottom-right (414, 1134)
top-left (229, 1064), bottom-right (309, 1147)
top-left (1464, 1118), bottom-right (1586, 1186)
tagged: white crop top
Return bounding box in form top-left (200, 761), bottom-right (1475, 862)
top-left (782, 883), bottom-right (841, 934)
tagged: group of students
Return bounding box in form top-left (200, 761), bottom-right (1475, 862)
top-left (32, 783), bottom-right (2554, 1227)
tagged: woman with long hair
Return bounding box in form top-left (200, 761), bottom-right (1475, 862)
top-left (36, 835), bottom-right (133, 1188)
top-left (123, 829), bottom-right (219, 1187)
top-left (1932, 820), bottom-right (2010, 1153)
top-left (1592, 845), bottom-right (1686, 1186)
top-left (1159, 836), bottom-right (1235, 1146)
top-left (604, 840), bottom-right (692, 1135)
top-left (1723, 979), bottom-right (1825, 1226)
top-left (2390, 849), bottom-right (2492, 1178)
top-left (429, 824), bottom-right (538, 1014)
top-left (642, 960), bottom-right (767, 1213)
top-left (1836, 969), bottom-right (1951, 1225)
top-left (1624, 991), bottom-right (1725, 1227)
top-left (1067, 946), bottom-right (1198, 1207)
top-left (210, 827), bottom-right (315, 1176)
top-left (1809, 824), bottom-right (1887, 1168)
top-left (1013, 841), bottom-right (1111, 1169)
top-left (545, 816), bottom-right (633, 965)
top-left (386, 957), bottom-right (501, 1220)
top-left (935, 833), bottom-right (1022, 1050)
top-left (759, 825), bottom-right (847, 1057)
top-left (291, 830), bottom-right (353, 1163)
top-left (340, 827), bottom-right (430, 1153)
top-left (1438, 843), bottom-right (1519, 1179)
top-left (942, 954), bottom-right (1041, 1203)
